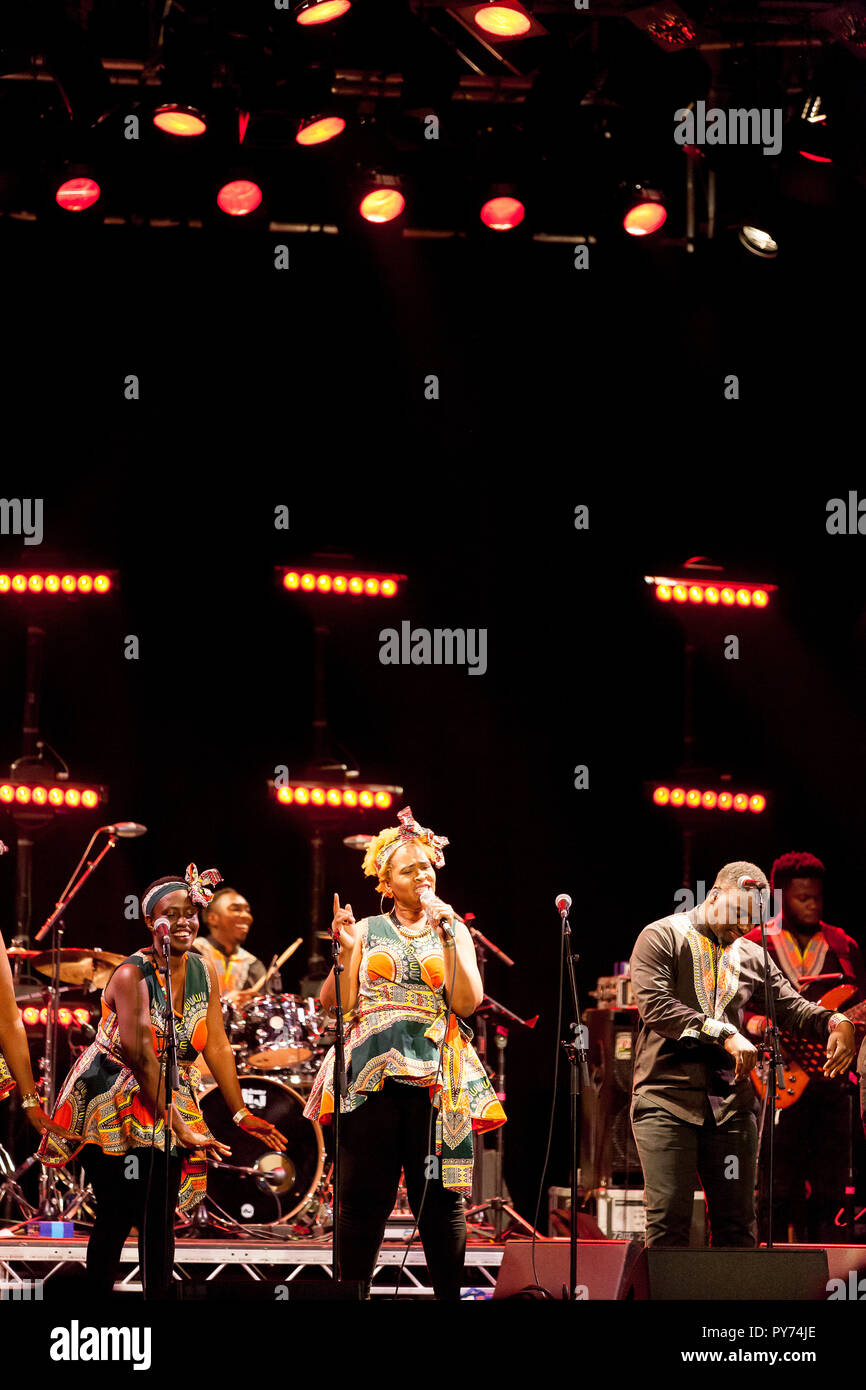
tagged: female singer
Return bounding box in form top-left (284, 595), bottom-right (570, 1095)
top-left (1, 927), bottom-right (74, 1138)
top-left (304, 807), bottom-right (506, 1299)
top-left (39, 864), bottom-right (287, 1297)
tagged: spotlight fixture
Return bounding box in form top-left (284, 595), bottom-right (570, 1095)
top-left (278, 568), bottom-right (405, 597)
top-left (55, 175), bottom-right (101, 213)
top-left (479, 191), bottom-right (525, 231)
top-left (216, 179), bottom-right (263, 217)
top-left (359, 178), bottom-right (406, 224)
top-left (296, 114), bottom-right (346, 146)
top-left (622, 186), bottom-right (667, 237)
top-left (737, 224), bottom-right (779, 258)
top-left (153, 104), bottom-right (207, 137)
top-left (294, 0), bottom-right (352, 25)
top-left (651, 785), bottom-right (767, 814)
top-left (459, 3), bottom-right (545, 40)
top-left (645, 574), bottom-right (775, 608)
top-left (0, 571), bottom-right (114, 596)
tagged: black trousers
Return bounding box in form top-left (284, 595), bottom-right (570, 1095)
top-left (631, 1095), bottom-right (758, 1247)
top-left (83, 1144), bottom-right (184, 1297)
top-left (337, 1081), bottom-right (467, 1299)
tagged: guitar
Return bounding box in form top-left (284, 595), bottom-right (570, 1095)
top-left (749, 984), bottom-right (866, 1110)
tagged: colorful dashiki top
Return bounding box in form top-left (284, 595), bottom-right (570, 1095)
top-left (0, 1048), bottom-right (13, 1102)
top-left (37, 949), bottom-right (214, 1212)
top-left (303, 913), bottom-right (506, 1193)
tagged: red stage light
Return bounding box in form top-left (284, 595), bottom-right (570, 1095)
top-left (62, 575), bottom-right (77, 593)
top-left (45, 574), bottom-right (60, 592)
top-left (717, 792), bottom-right (733, 810)
top-left (56, 177), bottom-right (101, 212)
top-left (153, 107), bottom-right (207, 137)
top-left (311, 788), bottom-right (326, 805)
top-left (73, 1008), bottom-right (90, 1026)
top-left (343, 790), bottom-right (358, 806)
top-left (686, 789), bottom-right (701, 807)
top-left (735, 588), bottom-right (752, 607)
top-left (15, 786), bottom-right (31, 804)
top-left (672, 585), bottom-right (688, 603)
top-left (296, 115), bottom-right (346, 146)
top-left (277, 788), bottom-right (293, 803)
top-left (656, 584), bottom-right (671, 602)
top-left (39, 1008), bottom-right (48, 1025)
top-left (733, 793), bottom-right (749, 811)
top-left (359, 791), bottom-right (374, 807)
top-left (284, 572), bottom-right (300, 590)
top-left (359, 189), bottom-right (405, 224)
top-left (64, 789), bottom-right (81, 807)
top-left (326, 789), bottom-right (342, 806)
top-left (720, 587), bottom-right (736, 606)
top-left (752, 589), bottom-right (768, 608)
top-left (316, 576), bottom-right (332, 592)
top-left (48, 788), bottom-right (64, 806)
top-left (669, 788), bottom-right (685, 806)
top-left (688, 585), bottom-right (703, 604)
top-left (81, 789), bottom-right (98, 808)
top-left (294, 788), bottom-right (310, 804)
top-left (380, 579), bottom-right (396, 597)
top-left (375, 792), bottom-right (392, 808)
top-left (217, 180), bottom-right (263, 217)
top-left (12, 575), bottom-right (26, 593)
top-left (77, 575), bottom-right (93, 593)
top-left (295, 0), bottom-right (351, 23)
top-left (31, 787), bottom-right (48, 805)
top-left (701, 791), bottom-right (718, 808)
top-left (0, 785), bottom-right (13, 803)
top-left (22, 1007), bottom-right (39, 1026)
top-left (749, 794), bottom-right (766, 813)
top-left (364, 578), bottom-right (380, 595)
top-left (480, 196), bottom-right (525, 230)
top-left (623, 202), bottom-right (667, 236)
top-left (94, 574), bottom-right (111, 593)
top-left (333, 576), bottom-right (348, 593)
top-left (58, 1008), bottom-right (73, 1028)
top-left (705, 586), bottom-right (719, 604)
top-left (0, 576), bottom-right (9, 592)
top-left (348, 578), bottom-right (363, 594)
top-left (28, 575), bottom-right (44, 592)
top-left (653, 786), bottom-right (670, 805)
top-left (474, 5), bottom-right (532, 36)
top-left (301, 574), bottom-right (316, 590)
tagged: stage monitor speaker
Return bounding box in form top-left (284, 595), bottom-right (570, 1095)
top-left (581, 1008), bottom-right (641, 1189)
top-left (627, 1248), bottom-right (830, 1301)
top-left (493, 1238), bottom-right (642, 1300)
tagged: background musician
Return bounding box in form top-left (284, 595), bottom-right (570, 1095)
top-left (193, 887), bottom-right (281, 1007)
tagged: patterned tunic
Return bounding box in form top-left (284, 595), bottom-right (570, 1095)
top-left (37, 949), bottom-right (215, 1212)
top-left (0, 1049), bottom-right (13, 1102)
top-left (304, 913), bottom-right (506, 1192)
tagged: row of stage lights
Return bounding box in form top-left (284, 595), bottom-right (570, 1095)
top-left (0, 573), bottom-right (112, 595)
top-left (275, 786), bottom-right (393, 808)
top-left (281, 569), bottom-right (403, 596)
top-left (647, 577), bottom-right (774, 608)
top-left (652, 786), bottom-right (767, 813)
top-left (20, 1006), bottom-right (91, 1028)
top-left (0, 784), bottom-right (102, 808)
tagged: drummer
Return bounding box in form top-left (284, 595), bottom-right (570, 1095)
top-left (192, 887), bottom-right (281, 1007)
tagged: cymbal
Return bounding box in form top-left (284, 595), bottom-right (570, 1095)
top-left (33, 947), bottom-right (124, 989)
top-left (6, 946), bottom-right (38, 958)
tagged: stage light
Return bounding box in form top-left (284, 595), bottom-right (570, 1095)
top-left (279, 568), bottom-right (405, 597)
top-left (623, 187), bottom-right (667, 236)
top-left (646, 575), bottom-right (776, 609)
top-left (217, 180), bottom-right (263, 217)
top-left (738, 225), bottom-right (779, 259)
top-left (0, 571), bottom-right (114, 598)
top-left (58, 1008), bottom-right (72, 1027)
top-left (272, 780), bottom-right (397, 811)
top-left (480, 195), bottom-right (525, 230)
top-left (359, 187), bottom-right (405, 224)
top-left (0, 781), bottom-right (103, 810)
top-left (153, 105), bottom-right (207, 136)
top-left (22, 1007), bottom-right (39, 1026)
top-left (650, 784), bottom-right (767, 813)
top-left (294, 1), bottom-right (351, 26)
top-left (55, 176), bottom-right (101, 213)
top-left (471, 3), bottom-right (534, 38)
top-left (73, 1008), bottom-right (90, 1026)
top-left (296, 115), bottom-right (346, 146)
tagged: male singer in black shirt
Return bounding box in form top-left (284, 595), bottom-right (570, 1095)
top-left (629, 860), bottom-right (855, 1247)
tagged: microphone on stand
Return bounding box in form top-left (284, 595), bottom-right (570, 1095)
top-left (555, 892), bottom-right (572, 918)
top-left (99, 822), bottom-right (148, 838)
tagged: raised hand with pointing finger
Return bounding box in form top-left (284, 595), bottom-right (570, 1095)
top-left (332, 893), bottom-right (358, 952)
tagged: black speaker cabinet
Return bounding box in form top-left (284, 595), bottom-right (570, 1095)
top-left (628, 1248), bottom-right (830, 1301)
top-left (581, 1008), bottom-right (641, 1188)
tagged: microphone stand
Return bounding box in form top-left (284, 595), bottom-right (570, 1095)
top-left (756, 893), bottom-right (783, 1250)
top-left (330, 927), bottom-right (348, 1285)
top-left (151, 931), bottom-right (180, 1301)
top-left (560, 900), bottom-right (590, 1301)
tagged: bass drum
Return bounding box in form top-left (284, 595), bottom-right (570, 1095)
top-left (198, 1075), bottom-right (325, 1224)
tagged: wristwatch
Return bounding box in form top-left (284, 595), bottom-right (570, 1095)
top-left (700, 1017), bottom-right (737, 1044)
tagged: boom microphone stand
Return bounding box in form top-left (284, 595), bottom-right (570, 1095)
top-left (330, 922), bottom-right (349, 1284)
top-left (751, 879), bottom-right (783, 1250)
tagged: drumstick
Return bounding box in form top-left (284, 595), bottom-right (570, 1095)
top-left (249, 938), bottom-right (304, 996)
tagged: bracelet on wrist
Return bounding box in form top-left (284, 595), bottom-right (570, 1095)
top-left (232, 1107), bottom-right (252, 1125)
top-left (828, 1013), bottom-right (850, 1032)
top-left (20, 1091), bottom-right (40, 1110)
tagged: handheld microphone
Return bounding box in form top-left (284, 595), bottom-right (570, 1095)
top-left (419, 886), bottom-right (455, 939)
top-left (152, 916), bottom-right (171, 949)
top-left (100, 822), bottom-right (148, 838)
top-left (737, 876), bottom-right (764, 890)
top-left (555, 892), bottom-right (572, 917)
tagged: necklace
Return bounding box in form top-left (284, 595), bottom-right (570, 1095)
top-left (390, 908), bottom-right (429, 940)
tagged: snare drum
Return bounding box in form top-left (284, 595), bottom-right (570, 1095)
top-left (198, 1075), bottom-right (325, 1224)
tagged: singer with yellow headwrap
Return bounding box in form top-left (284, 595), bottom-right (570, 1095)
top-left (305, 807), bottom-right (506, 1300)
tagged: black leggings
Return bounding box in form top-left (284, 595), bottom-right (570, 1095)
top-left (82, 1144), bottom-right (184, 1297)
top-left (338, 1081), bottom-right (467, 1300)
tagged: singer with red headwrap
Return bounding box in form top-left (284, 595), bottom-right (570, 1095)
top-left (305, 807), bottom-right (506, 1299)
top-left (39, 863), bottom-right (287, 1297)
